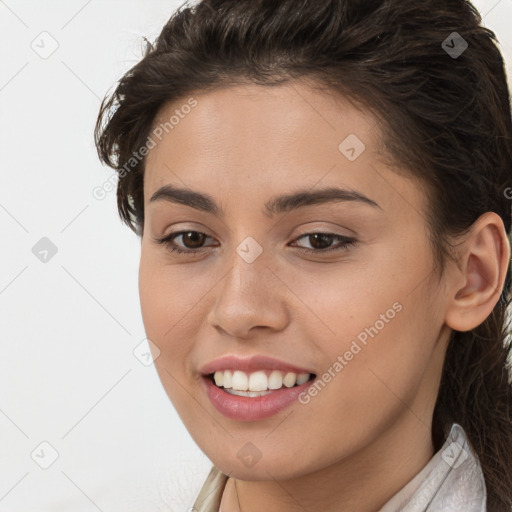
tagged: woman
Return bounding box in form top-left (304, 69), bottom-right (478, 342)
top-left (94, 0), bottom-right (512, 510)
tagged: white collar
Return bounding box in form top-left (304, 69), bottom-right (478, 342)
top-left (377, 423), bottom-right (486, 512)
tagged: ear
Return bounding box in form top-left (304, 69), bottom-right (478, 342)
top-left (445, 212), bottom-right (511, 332)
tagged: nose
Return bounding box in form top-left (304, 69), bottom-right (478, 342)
top-left (207, 249), bottom-right (290, 340)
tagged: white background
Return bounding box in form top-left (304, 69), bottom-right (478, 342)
top-left (1, 1), bottom-right (511, 511)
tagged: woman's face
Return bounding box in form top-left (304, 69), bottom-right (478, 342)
top-left (139, 82), bottom-right (452, 480)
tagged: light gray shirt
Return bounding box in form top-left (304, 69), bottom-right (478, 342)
top-left (192, 423), bottom-right (486, 511)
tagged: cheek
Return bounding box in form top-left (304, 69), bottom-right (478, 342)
top-left (291, 297), bottom-right (441, 468)
top-left (139, 246), bottom-right (201, 333)
top-left (138, 258), bottom-right (201, 417)
top-left (138, 251), bottom-right (218, 387)
top-left (316, 283), bottom-right (442, 432)
top-left (280, 261), bottom-right (404, 354)
top-left (297, 248), bottom-right (441, 407)
top-left (138, 255), bottom-right (190, 364)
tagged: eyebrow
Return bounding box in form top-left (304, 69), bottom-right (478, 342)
top-left (149, 184), bottom-right (381, 217)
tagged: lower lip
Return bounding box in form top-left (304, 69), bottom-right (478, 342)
top-left (202, 375), bottom-right (315, 421)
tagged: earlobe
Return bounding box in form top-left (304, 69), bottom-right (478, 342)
top-left (445, 212), bottom-right (510, 333)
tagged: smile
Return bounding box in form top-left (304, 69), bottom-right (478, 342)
top-left (202, 370), bottom-right (317, 421)
top-left (212, 369), bottom-right (312, 395)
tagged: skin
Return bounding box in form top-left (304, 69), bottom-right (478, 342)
top-left (138, 81), bottom-right (510, 512)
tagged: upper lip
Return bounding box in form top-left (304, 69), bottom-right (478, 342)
top-left (199, 354), bottom-right (315, 376)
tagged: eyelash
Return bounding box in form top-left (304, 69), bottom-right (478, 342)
top-left (154, 230), bottom-right (357, 256)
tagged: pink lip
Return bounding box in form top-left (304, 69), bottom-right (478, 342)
top-left (202, 374), bottom-right (316, 421)
top-left (199, 354), bottom-right (315, 375)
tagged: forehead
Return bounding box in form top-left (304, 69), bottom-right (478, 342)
top-left (143, 82), bottom-right (424, 220)
top-left (146, 81), bottom-right (378, 168)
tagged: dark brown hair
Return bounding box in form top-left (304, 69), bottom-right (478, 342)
top-left (95, 0), bottom-right (512, 509)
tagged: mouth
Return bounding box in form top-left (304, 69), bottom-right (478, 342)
top-left (201, 370), bottom-right (317, 421)
top-left (205, 369), bottom-right (317, 396)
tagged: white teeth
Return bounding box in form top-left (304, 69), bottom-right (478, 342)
top-left (268, 370), bottom-right (283, 390)
top-left (283, 372), bottom-right (297, 388)
top-left (296, 373), bottom-right (310, 385)
top-left (248, 371), bottom-right (268, 391)
top-left (232, 370), bottom-right (249, 391)
top-left (212, 369), bottom-right (312, 392)
top-left (226, 389), bottom-right (273, 397)
top-left (223, 370), bottom-right (233, 389)
top-left (213, 371), bottom-right (224, 387)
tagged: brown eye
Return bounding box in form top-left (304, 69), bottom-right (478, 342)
top-left (305, 233), bottom-right (335, 250)
top-left (179, 231), bottom-right (207, 249)
top-left (291, 233), bottom-right (357, 254)
top-left (155, 230), bottom-right (215, 255)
